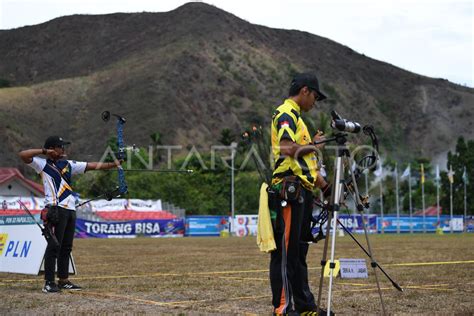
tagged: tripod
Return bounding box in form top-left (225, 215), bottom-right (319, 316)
top-left (315, 133), bottom-right (402, 315)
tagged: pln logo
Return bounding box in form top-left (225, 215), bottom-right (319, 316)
top-left (0, 233), bottom-right (8, 256)
top-left (1, 236), bottom-right (32, 258)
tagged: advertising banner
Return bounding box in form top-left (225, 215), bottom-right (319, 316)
top-left (126, 199), bottom-right (163, 212)
top-left (234, 215), bottom-right (258, 226)
top-left (185, 216), bottom-right (229, 236)
top-left (84, 199), bottom-right (163, 212)
top-left (0, 196), bottom-right (44, 211)
top-left (311, 214), bottom-right (378, 236)
top-left (466, 216), bottom-right (474, 232)
top-left (89, 199), bottom-right (128, 212)
top-left (0, 215), bottom-right (47, 275)
top-left (75, 218), bottom-right (185, 238)
top-left (233, 215), bottom-right (258, 237)
top-left (233, 225), bottom-right (258, 237)
top-left (378, 215), bottom-right (464, 233)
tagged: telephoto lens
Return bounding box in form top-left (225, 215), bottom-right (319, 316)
top-left (330, 110), bottom-right (361, 133)
top-left (331, 119), bottom-right (361, 133)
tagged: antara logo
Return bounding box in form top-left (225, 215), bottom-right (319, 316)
top-left (2, 238), bottom-right (32, 258)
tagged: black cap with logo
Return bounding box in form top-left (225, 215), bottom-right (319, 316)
top-left (43, 136), bottom-right (71, 149)
top-left (290, 73), bottom-right (327, 101)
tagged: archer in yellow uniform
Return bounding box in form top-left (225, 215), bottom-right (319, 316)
top-left (269, 73), bottom-right (332, 315)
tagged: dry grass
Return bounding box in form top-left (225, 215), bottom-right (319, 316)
top-left (1, 234), bottom-right (473, 315)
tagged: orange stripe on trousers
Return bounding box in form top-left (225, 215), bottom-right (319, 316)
top-left (275, 204), bottom-right (292, 314)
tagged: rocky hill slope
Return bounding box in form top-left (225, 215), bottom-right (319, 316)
top-left (0, 2), bottom-right (472, 168)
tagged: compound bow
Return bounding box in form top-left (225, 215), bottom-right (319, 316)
top-left (75, 111), bottom-right (128, 207)
top-left (76, 110), bottom-right (193, 208)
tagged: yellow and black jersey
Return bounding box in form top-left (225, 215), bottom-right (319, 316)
top-left (271, 99), bottom-right (318, 190)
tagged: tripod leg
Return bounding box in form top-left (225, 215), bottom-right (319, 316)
top-left (337, 219), bottom-right (403, 292)
top-left (347, 157), bottom-right (387, 315)
top-left (316, 208), bottom-right (333, 311)
top-left (325, 156), bottom-right (345, 316)
top-left (326, 207), bottom-right (339, 315)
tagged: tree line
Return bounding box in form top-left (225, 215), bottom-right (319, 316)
top-left (73, 128), bottom-right (472, 216)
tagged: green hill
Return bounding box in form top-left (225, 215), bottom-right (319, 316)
top-left (1, 2), bottom-right (473, 168)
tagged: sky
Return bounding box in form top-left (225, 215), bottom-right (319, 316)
top-left (0, 0), bottom-right (472, 87)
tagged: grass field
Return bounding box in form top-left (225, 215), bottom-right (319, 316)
top-left (1, 233), bottom-right (473, 315)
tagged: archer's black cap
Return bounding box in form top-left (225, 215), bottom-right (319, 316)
top-left (44, 136), bottom-right (71, 149)
top-left (291, 73), bottom-right (327, 101)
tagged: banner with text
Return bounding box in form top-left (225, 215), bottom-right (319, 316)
top-left (126, 199), bottom-right (163, 212)
top-left (0, 196), bottom-right (45, 211)
top-left (311, 214), bottom-right (378, 235)
top-left (185, 216), bottom-right (229, 236)
top-left (75, 218), bottom-right (185, 238)
top-left (232, 215), bottom-right (258, 237)
top-left (378, 215), bottom-right (464, 233)
top-left (0, 196), bottom-right (163, 213)
top-left (0, 215), bottom-right (47, 275)
top-left (466, 216), bottom-right (474, 232)
top-left (83, 199), bottom-right (163, 212)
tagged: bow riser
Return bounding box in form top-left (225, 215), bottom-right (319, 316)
top-left (102, 110), bottom-right (128, 196)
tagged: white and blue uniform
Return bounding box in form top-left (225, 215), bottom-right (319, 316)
top-left (28, 157), bottom-right (87, 211)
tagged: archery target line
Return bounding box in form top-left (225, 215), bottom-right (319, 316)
top-left (0, 259), bottom-right (472, 285)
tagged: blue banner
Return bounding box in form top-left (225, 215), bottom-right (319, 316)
top-left (75, 218), bottom-right (185, 238)
top-left (337, 214), bottom-right (377, 233)
top-left (378, 215), bottom-right (464, 233)
top-left (311, 214), bottom-right (377, 235)
top-left (0, 215), bottom-right (39, 226)
top-left (185, 216), bottom-right (229, 236)
top-left (466, 216), bottom-right (474, 233)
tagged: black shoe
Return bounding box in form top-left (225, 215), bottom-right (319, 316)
top-left (42, 281), bottom-right (60, 293)
top-left (58, 280), bottom-right (82, 291)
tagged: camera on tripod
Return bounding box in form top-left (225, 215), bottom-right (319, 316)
top-left (330, 110), bottom-right (361, 133)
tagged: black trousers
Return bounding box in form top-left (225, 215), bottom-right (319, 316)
top-left (270, 187), bottom-right (316, 313)
top-left (44, 206), bottom-right (76, 282)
